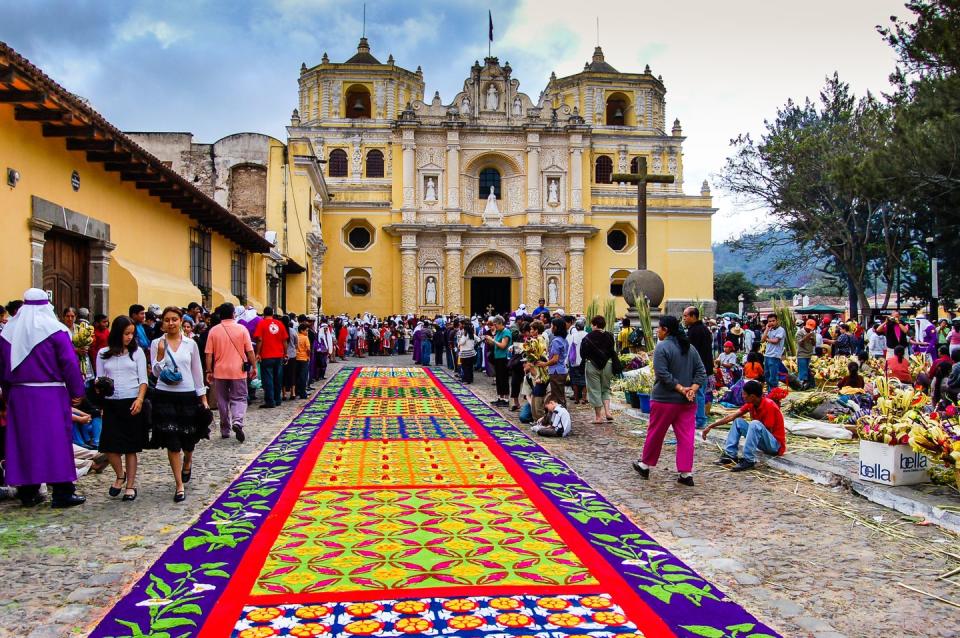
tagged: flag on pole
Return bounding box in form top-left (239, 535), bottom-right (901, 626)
top-left (488, 10), bottom-right (493, 42)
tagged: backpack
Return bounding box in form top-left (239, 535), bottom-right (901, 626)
top-left (628, 328), bottom-right (644, 348)
top-left (567, 340), bottom-right (578, 367)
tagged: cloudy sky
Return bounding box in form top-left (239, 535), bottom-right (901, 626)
top-left (4, 0), bottom-right (909, 241)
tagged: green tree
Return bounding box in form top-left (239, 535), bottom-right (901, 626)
top-left (713, 272), bottom-right (757, 314)
top-left (720, 75), bottom-right (913, 321)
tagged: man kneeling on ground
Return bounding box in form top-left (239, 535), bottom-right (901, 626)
top-left (531, 398), bottom-right (571, 438)
top-left (701, 380), bottom-right (786, 472)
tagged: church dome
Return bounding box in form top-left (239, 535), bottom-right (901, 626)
top-left (585, 46), bottom-right (618, 73)
top-left (345, 37), bottom-right (381, 64)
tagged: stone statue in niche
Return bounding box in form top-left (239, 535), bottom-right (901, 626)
top-left (548, 278), bottom-right (559, 305)
top-left (484, 186), bottom-right (499, 214)
top-left (512, 96), bottom-right (522, 116)
top-left (485, 84), bottom-right (499, 110)
top-left (462, 96), bottom-right (470, 114)
top-left (425, 177), bottom-right (437, 201)
top-left (547, 179), bottom-right (559, 205)
top-left (425, 277), bottom-right (437, 305)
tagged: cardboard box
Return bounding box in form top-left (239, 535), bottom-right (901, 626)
top-left (858, 440), bottom-right (929, 486)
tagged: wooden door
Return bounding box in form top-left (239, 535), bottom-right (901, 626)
top-left (43, 231), bottom-right (89, 312)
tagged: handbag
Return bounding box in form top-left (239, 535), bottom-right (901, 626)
top-left (158, 346), bottom-right (183, 385)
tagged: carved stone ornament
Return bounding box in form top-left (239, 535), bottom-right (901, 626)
top-left (464, 253), bottom-right (519, 277)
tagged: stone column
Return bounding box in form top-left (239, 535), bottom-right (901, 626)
top-left (570, 137), bottom-right (583, 211)
top-left (400, 233), bottom-right (418, 314)
top-left (89, 240), bottom-right (116, 316)
top-left (445, 129), bottom-right (460, 222)
top-left (444, 234), bottom-right (462, 315)
top-left (28, 218), bottom-right (52, 289)
top-left (401, 129), bottom-right (416, 220)
top-left (526, 133), bottom-right (540, 211)
top-left (568, 236), bottom-right (586, 314)
top-left (524, 235), bottom-right (542, 308)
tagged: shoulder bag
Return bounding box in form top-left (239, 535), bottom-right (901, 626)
top-left (158, 343), bottom-right (183, 385)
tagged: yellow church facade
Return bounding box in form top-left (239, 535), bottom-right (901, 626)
top-left (288, 39), bottom-right (716, 318)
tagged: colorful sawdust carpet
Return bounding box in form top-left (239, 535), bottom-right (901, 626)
top-left (90, 366), bottom-right (780, 638)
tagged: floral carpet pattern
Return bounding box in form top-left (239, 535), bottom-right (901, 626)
top-left (89, 366), bottom-right (780, 638)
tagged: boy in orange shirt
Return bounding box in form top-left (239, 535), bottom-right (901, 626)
top-left (295, 323), bottom-right (311, 399)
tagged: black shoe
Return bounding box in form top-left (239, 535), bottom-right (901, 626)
top-left (51, 494), bottom-right (86, 508)
top-left (632, 461), bottom-right (650, 479)
top-left (20, 493), bottom-right (45, 508)
top-left (122, 488), bottom-right (138, 502)
top-left (220, 433), bottom-right (231, 439)
top-left (259, 404), bottom-right (274, 409)
top-left (714, 455), bottom-right (739, 466)
top-left (174, 490), bottom-right (186, 503)
top-left (677, 475), bottom-right (695, 487)
top-left (181, 467), bottom-right (192, 483)
top-left (509, 405), bottom-right (520, 411)
top-left (233, 425), bottom-right (246, 443)
top-left (109, 475), bottom-right (126, 498)
top-left (731, 460), bottom-right (756, 472)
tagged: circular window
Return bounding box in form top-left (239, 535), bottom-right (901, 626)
top-left (348, 279), bottom-right (370, 296)
top-left (347, 226), bottom-right (371, 250)
top-left (607, 229), bottom-right (628, 251)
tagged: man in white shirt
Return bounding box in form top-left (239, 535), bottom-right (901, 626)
top-left (867, 320), bottom-right (886, 359)
top-left (531, 399), bottom-right (572, 438)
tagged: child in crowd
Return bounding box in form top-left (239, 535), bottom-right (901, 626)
top-left (838, 362), bottom-right (865, 390)
top-left (715, 341), bottom-right (739, 387)
top-left (701, 380), bottom-right (786, 472)
top-left (531, 398), bottom-right (572, 438)
top-left (742, 351), bottom-right (764, 381)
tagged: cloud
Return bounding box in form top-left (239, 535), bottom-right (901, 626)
top-left (116, 14), bottom-right (190, 48)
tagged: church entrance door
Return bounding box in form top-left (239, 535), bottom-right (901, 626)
top-left (470, 277), bottom-right (511, 317)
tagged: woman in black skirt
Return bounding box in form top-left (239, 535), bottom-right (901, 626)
top-left (151, 307), bottom-right (210, 503)
top-left (96, 316), bottom-right (148, 501)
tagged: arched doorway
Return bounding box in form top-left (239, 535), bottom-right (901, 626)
top-left (464, 252), bottom-right (521, 317)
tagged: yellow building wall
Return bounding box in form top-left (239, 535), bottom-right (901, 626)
top-left (321, 211), bottom-right (399, 316)
top-left (0, 105), bottom-right (261, 318)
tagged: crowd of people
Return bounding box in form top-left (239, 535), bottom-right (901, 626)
top-left (2, 284), bottom-right (959, 507)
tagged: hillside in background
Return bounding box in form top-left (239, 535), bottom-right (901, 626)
top-left (713, 232), bottom-right (818, 288)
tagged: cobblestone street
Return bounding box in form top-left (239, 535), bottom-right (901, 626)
top-left (2, 357), bottom-right (959, 638)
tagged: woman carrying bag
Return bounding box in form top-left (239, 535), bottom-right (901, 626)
top-left (150, 307), bottom-right (210, 503)
top-left (96, 316), bottom-right (148, 501)
top-left (580, 315), bottom-right (617, 424)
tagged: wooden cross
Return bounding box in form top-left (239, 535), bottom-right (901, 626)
top-left (485, 303), bottom-right (496, 317)
top-left (612, 157), bottom-right (675, 270)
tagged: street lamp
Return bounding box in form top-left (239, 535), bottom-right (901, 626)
top-left (926, 236), bottom-right (939, 321)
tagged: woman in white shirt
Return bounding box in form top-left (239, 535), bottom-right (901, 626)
top-left (151, 306), bottom-right (209, 503)
top-left (458, 322), bottom-right (477, 384)
top-left (96, 316), bottom-right (148, 501)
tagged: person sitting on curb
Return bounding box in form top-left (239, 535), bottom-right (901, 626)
top-left (531, 398), bottom-right (571, 438)
top-left (700, 379), bottom-right (786, 472)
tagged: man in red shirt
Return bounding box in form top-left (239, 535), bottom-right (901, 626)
top-left (252, 307), bottom-right (288, 409)
top-left (701, 380), bottom-right (786, 472)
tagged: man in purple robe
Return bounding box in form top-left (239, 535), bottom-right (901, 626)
top-left (0, 288), bottom-right (86, 507)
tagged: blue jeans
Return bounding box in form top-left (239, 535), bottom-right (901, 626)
top-left (695, 385), bottom-right (707, 429)
top-left (72, 415), bottom-right (102, 449)
top-left (421, 340), bottom-right (432, 365)
top-left (445, 345), bottom-right (455, 370)
top-left (260, 358), bottom-right (283, 406)
top-left (725, 417), bottom-right (782, 462)
top-left (797, 357), bottom-right (811, 385)
top-left (764, 356), bottom-right (781, 388)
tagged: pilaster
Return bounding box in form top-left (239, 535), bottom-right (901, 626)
top-left (444, 233), bottom-right (463, 315)
top-left (526, 132), bottom-right (540, 211)
top-left (524, 234), bottom-right (543, 308)
top-left (88, 240), bottom-right (116, 316)
top-left (28, 218), bottom-right (52, 290)
top-left (569, 135), bottom-right (583, 211)
top-left (400, 233), bottom-right (418, 314)
top-left (568, 236), bottom-right (586, 314)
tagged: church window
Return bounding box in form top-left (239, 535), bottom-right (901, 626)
top-left (345, 268), bottom-right (371, 297)
top-left (366, 149), bottom-right (384, 177)
top-left (329, 149), bottom-right (348, 177)
top-left (610, 269), bottom-right (631, 297)
top-left (343, 219), bottom-right (375, 251)
top-left (607, 229), bottom-right (628, 251)
top-left (595, 156), bottom-right (613, 184)
top-left (345, 86), bottom-right (372, 119)
top-left (630, 156), bottom-right (641, 174)
top-left (606, 93), bottom-right (629, 126)
top-left (479, 167), bottom-right (501, 199)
